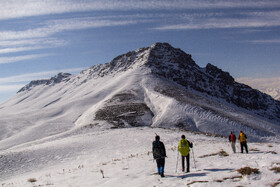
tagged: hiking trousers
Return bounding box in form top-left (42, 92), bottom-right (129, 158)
top-left (156, 158), bottom-right (165, 174)
top-left (231, 141), bottom-right (236, 153)
top-left (182, 154), bottom-right (190, 172)
top-left (240, 142), bottom-right (248, 153)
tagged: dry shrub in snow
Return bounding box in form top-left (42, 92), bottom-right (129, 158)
top-left (28, 178), bottom-right (37, 183)
top-left (219, 150), bottom-right (229, 156)
top-left (199, 150), bottom-right (228, 158)
top-left (237, 167), bottom-right (260, 175)
top-left (214, 175), bottom-right (242, 183)
top-left (270, 167), bottom-right (280, 173)
top-left (187, 181), bottom-right (208, 185)
top-left (223, 175), bottom-right (242, 181)
top-left (271, 179), bottom-right (280, 187)
top-left (272, 182), bottom-right (280, 187)
top-left (199, 153), bottom-right (218, 158)
top-left (267, 151), bottom-right (277, 154)
top-left (249, 148), bottom-right (260, 152)
top-left (100, 169), bottom-right (104, 178)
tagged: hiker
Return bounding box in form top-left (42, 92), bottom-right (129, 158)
top-left (228, 131), bottom-right (236, 153)
top-left (178, 135), bottom-right (193, 172)
top-left (238, 131), bottom-right (248, 153)
top-left (152, 135), bottom-right (166, 177)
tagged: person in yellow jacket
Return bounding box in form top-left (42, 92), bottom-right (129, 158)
top-left (178, 135), bottom-right (193, 172)
top-left (238, 131), bottom-right (248, 153)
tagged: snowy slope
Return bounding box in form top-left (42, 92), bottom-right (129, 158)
top-left (1, 127), bottom-right (280, 186)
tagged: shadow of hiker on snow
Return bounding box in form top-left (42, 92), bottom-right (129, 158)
top-left (165, 168), bottom-right (235, 179)
top-left (204, 168), bottom-right (234, 172)
top-left (166, 172), bottom-right (208, 179)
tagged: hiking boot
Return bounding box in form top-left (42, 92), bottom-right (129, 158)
top-left (161, 173), bottom-right (165, 177)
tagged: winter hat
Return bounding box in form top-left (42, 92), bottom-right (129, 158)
top-left (155, 135), bottom-right (160, 141)
top-left (181, 135), bottom-right (185, 139)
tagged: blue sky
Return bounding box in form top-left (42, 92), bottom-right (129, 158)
top-left (0, 0), bottom-right (280, 103)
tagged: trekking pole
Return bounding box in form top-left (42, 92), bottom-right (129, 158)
top-left (191, 148), bottom-right (196, 169)
top-left (175, 149), bottom-right (179, 173)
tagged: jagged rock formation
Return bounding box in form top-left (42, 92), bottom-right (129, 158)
top-left (18, 73), bottom-right (72, 92)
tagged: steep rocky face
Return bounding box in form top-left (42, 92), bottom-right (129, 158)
top-left (141, 43), bottom-right (280, 121)
top-left (95, 90), bottom-right (153, 128)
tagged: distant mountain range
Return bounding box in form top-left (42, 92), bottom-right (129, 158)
top-left (261, 88), bottom-right (280, 101)
top-left (236, 77), bottom-right (280, 102)
top-left (0, 43), bottom-right (279, 149)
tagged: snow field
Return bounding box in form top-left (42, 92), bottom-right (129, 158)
top-left (1, 127), bottom-right (279, 187)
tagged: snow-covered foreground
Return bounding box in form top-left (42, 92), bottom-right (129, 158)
top-left (1, 127), bottom-right (279, 187)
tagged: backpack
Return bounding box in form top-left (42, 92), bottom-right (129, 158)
top-left (230, 134), bottom-right (236, 142)
top-left (178, 139), bottom-right (190, 156)
top-left (239, 132), bottom-right (247, 142)
top-left (152, 141), bottom-right (166, 159)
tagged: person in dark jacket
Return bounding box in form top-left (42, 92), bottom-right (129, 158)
top-left (152, 135), bottom-right (166, 177)
top-left (228, 131), bottom-right (236, 153)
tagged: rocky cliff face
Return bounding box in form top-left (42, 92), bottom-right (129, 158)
top-left (144, 43), bottom-right (279, 121)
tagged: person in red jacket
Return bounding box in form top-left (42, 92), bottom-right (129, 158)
top-left (228, 132), bottom-right (236, 153)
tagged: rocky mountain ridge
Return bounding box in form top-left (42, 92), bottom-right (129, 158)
top-left (18, 72), bottom-right (72, 92)
top-left (1, 43), bottom-right (279, 145)
top-left (19, 42), bottom-right (280, 121)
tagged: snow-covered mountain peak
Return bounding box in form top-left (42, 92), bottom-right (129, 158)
top-left (19, 43), bottom-right (197, 90)
top-left (8, 43), bottom-right (280, 122)
top-left (0, 42), bottom-right (279, 149)
top-left (102, 42), bottom-right (196, 73)
top-left (76, 42), bottom-right (195, 81)
top-left (148, 42), bottom-right (196, 67)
